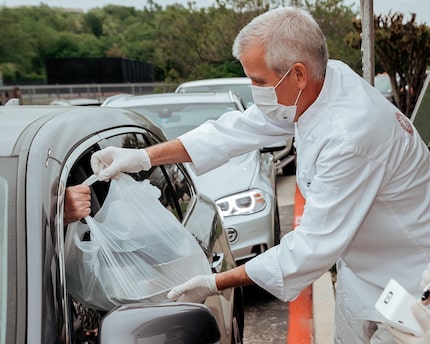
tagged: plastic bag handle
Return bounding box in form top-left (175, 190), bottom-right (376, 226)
top-left (82, 174), bottom-right (99, 186)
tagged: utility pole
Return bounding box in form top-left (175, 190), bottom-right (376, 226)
top-left (360, 0), bottom-right (375, 85)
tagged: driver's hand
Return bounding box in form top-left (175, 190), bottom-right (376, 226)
top-left (64, 184), bottom-right (91, 225)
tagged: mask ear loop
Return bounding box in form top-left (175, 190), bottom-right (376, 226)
top-left (293, 89), bottom-right (303, 106)
top-left (274, 66), bottom-right (293, 89)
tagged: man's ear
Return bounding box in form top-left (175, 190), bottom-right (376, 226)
top-left (292, 63), bottom-right (307, 89)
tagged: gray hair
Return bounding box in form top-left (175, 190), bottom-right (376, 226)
top-left (232, 7), bottom-right (328, 81)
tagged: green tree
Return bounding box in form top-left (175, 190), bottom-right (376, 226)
top-left (0, 7), bottom-right (36, 77)
top-left (144, 3), bottom-right (249, 81)
top-left (84, 12), bottom-right (104, 38)
top-left (0, 5), bottom-right (92, 82)
top-left (305, 0), bottom-right (361, 73)
top-left (0, 0), bottom-right (366, 84)
top-left (349, 13), bottom-right (430, 115)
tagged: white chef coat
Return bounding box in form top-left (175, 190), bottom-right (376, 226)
top-left (179, 60), bottom-right (430, 320)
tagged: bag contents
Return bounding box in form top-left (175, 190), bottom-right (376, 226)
top-left (65, 173), bottom-right (211, 311)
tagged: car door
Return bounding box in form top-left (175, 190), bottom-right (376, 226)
top-left (52, 127), bottom-right (238, 343)
top-left (1, 106), bottom-right (240, 343)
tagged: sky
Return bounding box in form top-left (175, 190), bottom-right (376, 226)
top-left (2, 0), bottom-right (430, 25)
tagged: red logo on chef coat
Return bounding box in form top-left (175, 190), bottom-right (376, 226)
top-left (396, 112), bottom-right (413, 135)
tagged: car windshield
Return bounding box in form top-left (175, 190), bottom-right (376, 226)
top-left (0, 176), bottom-right (8, 341)
top-left (132, 103), bottom-right (237, 139)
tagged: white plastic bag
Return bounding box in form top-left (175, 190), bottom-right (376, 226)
top-left (65, 173), bottom-right (211, 311)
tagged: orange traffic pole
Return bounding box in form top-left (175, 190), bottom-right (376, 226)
top-left (286, 184), bottom-right (313, 343)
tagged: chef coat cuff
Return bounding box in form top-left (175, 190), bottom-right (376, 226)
top-left (245, 250), bottom-right (288, 302)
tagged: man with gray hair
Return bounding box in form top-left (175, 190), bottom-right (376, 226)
top-left (89, 7), bottom-right (430, 343)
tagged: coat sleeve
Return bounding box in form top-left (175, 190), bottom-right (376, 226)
top-left (178, 105), bottom-right (293, 175)
top-left (245, 149), bottom-right (387, 301)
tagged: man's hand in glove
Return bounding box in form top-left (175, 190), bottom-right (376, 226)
top-left (388, 301), bottom-right (430, 344)
top-left (90, 147), bottom-right (151, 181)
top-left (167, 275), bottom-right (220, 303)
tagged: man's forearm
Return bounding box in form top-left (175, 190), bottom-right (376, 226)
top-left (146, 139), bottom-right (192, 166)
top-left (215, 265), bottom-right (254, 290)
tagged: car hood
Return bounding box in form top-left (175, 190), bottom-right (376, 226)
top-left (185, 151), bottom-right (259, 201)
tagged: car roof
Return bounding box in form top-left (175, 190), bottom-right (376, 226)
top-left (176, 77), bottom-right (251, 89)
top-left (101, 91), bottom-right (242, 108)
top-left (49, 98), bottom-right (103, 106)
top-left (0, 105), bottom-right (164, 156)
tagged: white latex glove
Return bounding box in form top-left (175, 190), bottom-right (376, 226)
top-left (389, 301), bottom-right (430, 344)
top-left (167, 275), bottom-right (220, 303)
top-left (90, 147), bottom-right (151, 181)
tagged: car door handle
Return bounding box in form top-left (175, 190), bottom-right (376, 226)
top-left (211, 252), bottom-right (224, 273)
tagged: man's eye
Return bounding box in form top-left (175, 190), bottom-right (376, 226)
top-left (253, 81), bottom-right (266, 86)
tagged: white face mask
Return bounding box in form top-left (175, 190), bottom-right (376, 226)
top-left (251, 67), bottom-right (303, 123)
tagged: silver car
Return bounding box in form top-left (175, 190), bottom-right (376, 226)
top-left (374, 73), bottom-right (394, 103)
top-left (101, 92), bottom-right (281, 263)
top-left (175, 77), bottom-right (255, 107)
top-left (175, 77), bottom-right (296, 175)
top-left (0, 105), bottom-right (244, 344)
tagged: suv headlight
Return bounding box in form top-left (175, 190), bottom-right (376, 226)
top-left (216, 189), bottom-right (267, 217)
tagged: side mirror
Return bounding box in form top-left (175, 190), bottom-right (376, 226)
top-left (99, 302), bottom-right (221, 344)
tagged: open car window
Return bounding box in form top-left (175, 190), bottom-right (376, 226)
top-left (57, 128), bottom-right (197, 343)
top-left (102, 132), bottom-right (194, 221)
top-left (65, 132), bottom-right (194, 222)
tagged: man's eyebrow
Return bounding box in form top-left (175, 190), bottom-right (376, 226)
top-left (249, 76), bottom-right (266, 84)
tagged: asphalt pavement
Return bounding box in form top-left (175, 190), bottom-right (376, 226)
top-left (242, 175), bottom-right (294, 343)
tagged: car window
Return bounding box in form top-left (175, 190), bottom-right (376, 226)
top-left (127, 103), bottom-right (237, 139)
top-left (61, 129), bottom-right (196, 342)
top-left (0, 177), bottom-right (7, 341)
top-left (64, 131), bottom-right (194, 222)
top-left (102, 132), bottom-right (193, 220)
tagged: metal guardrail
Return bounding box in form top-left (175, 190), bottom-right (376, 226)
top-left (0, 82), bottom-right (179, 105)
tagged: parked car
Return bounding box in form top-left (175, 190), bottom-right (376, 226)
top-left (175, 77), bottom-right (255, 107)
top-left (0, 105), bottom-right (244, 344)
top-left (374, 73), bottom-right (394, 103)
top-left (175, 77), bottom-right (296, 175)
top-left (101, 92), bottom-right (281, 263)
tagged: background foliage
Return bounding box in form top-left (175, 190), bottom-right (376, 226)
top-left (0, 0), bottom-right (360, 83)
top-left (1, 0), bottom-right (429, 113)
top-left (348, 12), bottom-right (430, 115)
